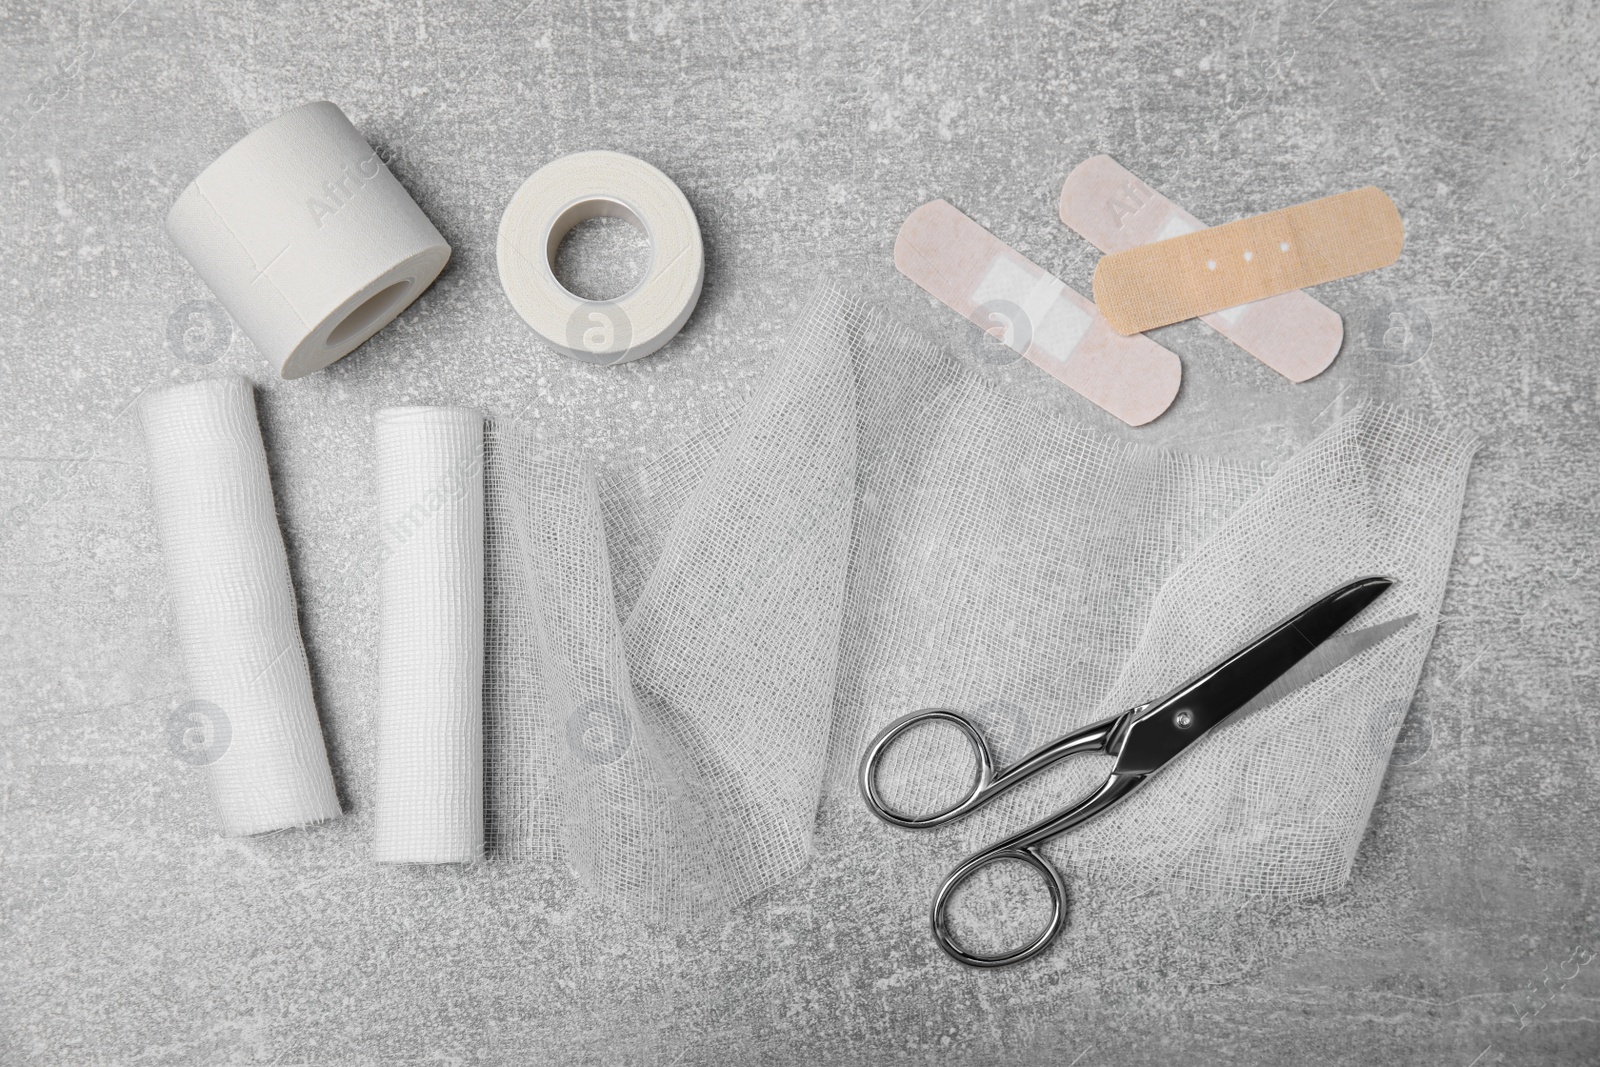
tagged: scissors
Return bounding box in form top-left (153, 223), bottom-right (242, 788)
top-left (859, 576), bottom-right (1412, 967)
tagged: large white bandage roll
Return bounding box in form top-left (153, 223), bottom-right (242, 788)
top-left (497, 150), bottom-right (703, 365)
top-left (140, 377), bottom-right (341, 836)
top-left (372, 407), bottom-right (485, 864)
top-left (167, 101), bottom-right (451, 380)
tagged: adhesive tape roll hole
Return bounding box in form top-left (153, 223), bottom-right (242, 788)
top-left (547, 199), bottom-right (652, 302)
top-left (497, 151), bottom-right (704, 366)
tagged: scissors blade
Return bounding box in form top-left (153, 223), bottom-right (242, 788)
top-left (1227, 611), bottom-right (1416, 723)
top-left (1113, 576), bottom-right (1395, 776)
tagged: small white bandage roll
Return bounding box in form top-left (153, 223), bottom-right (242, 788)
top-left (140, 377), bottom-right (341, 836)
top-left (372, 406), bottom-right (485, 863)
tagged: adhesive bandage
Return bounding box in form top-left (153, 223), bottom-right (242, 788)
top-left (895, 200), bottom-right (1181, 427)
top-left (1059, 156), bottom-right (1345, 382)
top-left (498, 151), bottom-right (704, 366)
top-left (1091, 186), bottom-right (1404, 337)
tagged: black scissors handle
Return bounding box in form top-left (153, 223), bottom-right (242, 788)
top-left (858, 706), bottom-right (1146, 966)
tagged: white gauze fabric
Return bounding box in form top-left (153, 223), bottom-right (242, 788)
top-left (484, 286), bottom-right (1476, 921)
top-left (140, 376), bottom-right (341, 836)
top-left (372, 407), bottom-right (485, 864)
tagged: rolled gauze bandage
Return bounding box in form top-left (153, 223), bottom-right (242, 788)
top-left (167, 101), bottom-right (451, 380)
top-left (140, 377), bottom-right (341, 836)
top-left (372, 407), bottom-right (485, 863)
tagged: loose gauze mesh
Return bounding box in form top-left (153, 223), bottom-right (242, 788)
top-left (484, 286), bottom-right (1475, 921)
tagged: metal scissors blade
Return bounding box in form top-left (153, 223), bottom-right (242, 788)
top-left (1113, 576), bottom-right (1395, 775)
top-left (1228, 611), bottom-right (1417, 722)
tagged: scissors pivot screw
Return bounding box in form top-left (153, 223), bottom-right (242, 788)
top-left (1172, 709), bottom-right (1195, 729)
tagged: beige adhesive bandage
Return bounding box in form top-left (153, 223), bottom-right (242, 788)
top-left (1091, 186), bottom-right (1404, 337)
top-left (895, 200), bottom-right (1181, 427)
top-left (1059, 156), bottom-right (1344, 382)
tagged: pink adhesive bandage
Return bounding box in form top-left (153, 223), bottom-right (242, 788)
top-left (895, 199), bottom-right (1181, 427)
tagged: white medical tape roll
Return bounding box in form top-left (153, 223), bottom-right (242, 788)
top-left (372, 406), bottom-right (485, 864)
top-left (166, 101), bottom-right (452, 380)
top-left (140, 377), bottom-right (341, 836)
top-left (497, 151), bottom-right (703, 365)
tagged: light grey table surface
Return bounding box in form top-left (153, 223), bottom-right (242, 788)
top-left (3, 1), bottom-right (1597, 1064)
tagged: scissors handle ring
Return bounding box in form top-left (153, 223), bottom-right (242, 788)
top-left (930, 844), bottom-right (1068, 968)
top-left (858, 708), bottom-right (998, 829)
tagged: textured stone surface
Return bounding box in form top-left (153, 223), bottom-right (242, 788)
top-left (2, 0), bottom-right (1597, 1063)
